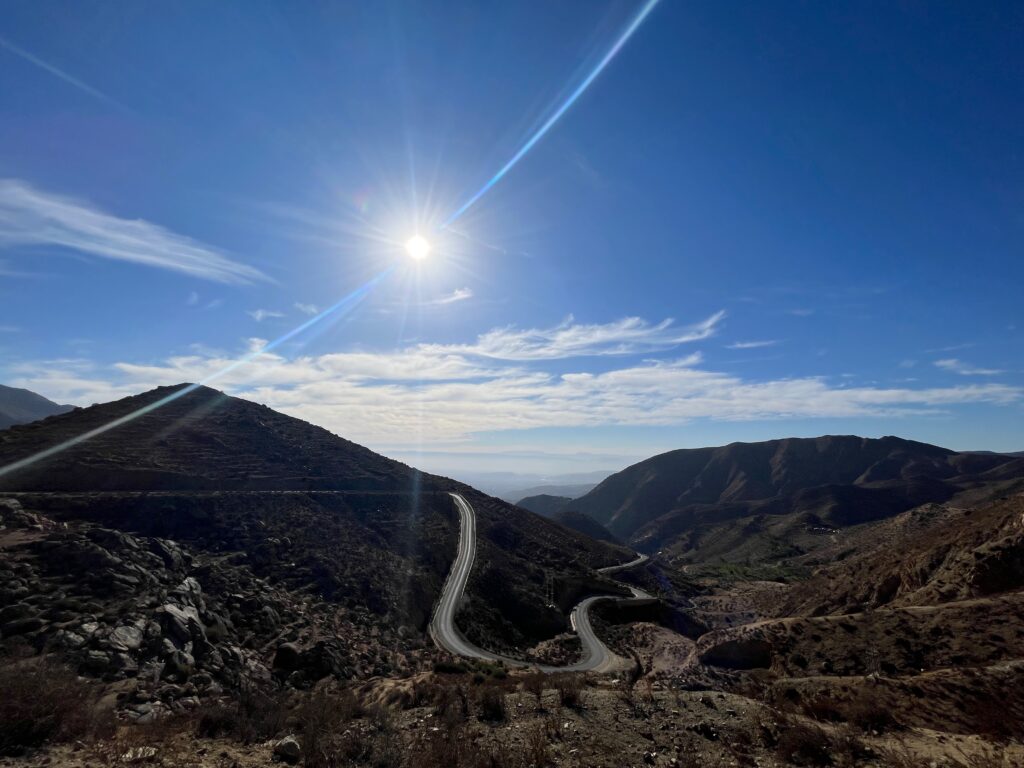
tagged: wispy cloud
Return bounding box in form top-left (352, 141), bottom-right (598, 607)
top-left (12, 315), bottom-right (1020, 447)
top-left (726, 340), bottom-right (778, 350)
top-left (186, 291), bottom-right (199, 306)
top-left (427, 311), bottom-right (726, 360)
top-left (0, 179), bottom-right (268, 284)
top-left (934, 358), bottom-right (1003, 376)
top-left (432, 287), bottom-right (474, 305)
top-left (0, 36), bottom-right (127, 111)
top-left (247, 309), bottom-right (285, 322)
top-left (294, 303), bottom-right (320, 316)
top-left (786, 308), bottom-right (815, 317)
top-left (928, 343), bottom-right (975, 353)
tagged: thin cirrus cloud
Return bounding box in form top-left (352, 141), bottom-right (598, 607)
top-left (425, 310), bottom-right (726, 360)
top-left (0, 179), bottom-right (268, 285)
top-left (934, 358), bottom-right (1004, 376)
top-left (294, 303), bottom-right (320, 316)
top-left (432, 287), bottom-right (474, 305)
top-left (247, 309), bottom-right (285, 322)
top-left (726, 340), bottom-right (778, 350)
top-left (10, 314), bottom-right (1021, 447)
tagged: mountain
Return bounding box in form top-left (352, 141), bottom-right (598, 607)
top-left (501, 482), bottom-right (600, 503)
top-left (516, 494), bottom-right (573, 517)
top-left (0, 384), bottom-right (630, 692)
top-left (567, 435), bottom-right (1024, 559)
top-left (0, 384), bottom-right (74, 430)
top-left (517, 494), bottom-right (620, 543)
top-left (689, 492), bottom-right (1024, 740)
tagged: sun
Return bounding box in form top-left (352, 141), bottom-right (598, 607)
top-left (405, 234), bottom-right (431, 260)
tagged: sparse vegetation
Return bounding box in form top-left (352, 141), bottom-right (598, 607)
top-left (552, 673), bottom-right (586, 710)
top-left (0, 656), bottom-right (112, 756)
top-left (475, 686), bottom-right (507, 722)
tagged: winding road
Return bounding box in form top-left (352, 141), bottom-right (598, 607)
top-left (429, 492), bottom-right (653, 673)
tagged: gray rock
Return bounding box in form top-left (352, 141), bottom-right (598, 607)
top-left (273, 735), bottom-right (302, 764)
top-left (107, 625), bottom-right (144, 652)
top-left (157, 603), bottom-right (205, 644)
top-left (79, 620), bottom-right (101, 637)
top-left (150, 539), bottom-right (186, 571)
top-left (53, 629), bottom-right (87, 649)
top-left (162, 649), bottom-right (195, 680)
top-left (170, 577), bottom-right (205, 611)
top-left (81, 650), bottom-right (113, 674)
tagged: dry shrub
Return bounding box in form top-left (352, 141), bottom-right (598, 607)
top-left (476, 685), bottom-right (507, 723)
top-left (416, 727), bottom-right (529, 768)
top-left (970, 687), bottom-right (1024, 744)
top-left (195, 683), bottom-right (289, 743)
top-left (843, 689), bottom-right (897, 734)
top-left (523, 720), bottom-right (550, 767)
top-left (553, 674), bottom-right (585, 710)
top-left (433, 683), bottom-right (469, 727)
top-left (774, 720), bottom-right (834, 766)
top-left (954, 745), bottom-right (1018, 768)
top-left (298, 688), bottom-right (365, 768)
top-left (522, 672), bottom-right (545, 708)
top-left (878, 743), bottom-right (932, 767)
top-left (416, 724), bottom-right (475, 768)
top-left (800, 696), bottom-right (844, 723)
top-left (0, 656), bottom-right (111, 755)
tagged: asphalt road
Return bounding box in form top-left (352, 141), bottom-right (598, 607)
top-left (429, 492), bottom-right (653, 673)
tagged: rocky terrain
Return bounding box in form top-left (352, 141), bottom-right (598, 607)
top-left (1, 389), bottom-right (1022, 766)
top-left (0, 385), bottom-right (74, 431)
top-left (0, 386), bottom-right (629, 716)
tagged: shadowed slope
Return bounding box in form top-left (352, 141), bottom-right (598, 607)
top-left (567, 436), bottom-right (1024, 557)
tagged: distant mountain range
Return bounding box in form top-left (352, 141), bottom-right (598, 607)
top-left (566, 435), bottom-right (1024, 562)
top-left (515, 493), bottom-right (619, 543)
top-left (0, 384), bottom-right (73, 430)
top-left (502, 482), bottom-right (599, 503)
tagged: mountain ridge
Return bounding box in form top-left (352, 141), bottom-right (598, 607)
top-left (0, 384), bottom-right (74, 430)
top-left (566, 435), bottom-right (1024, 558)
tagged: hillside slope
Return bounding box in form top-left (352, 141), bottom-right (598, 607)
top-left (0, 384), bottom-right (74, 430)
top-left (517, 494), bottom-right (620, 544)
top-left (0, 384), bottom-right (630, 693)
top-left (567, 436), bottom-right (1024, 558)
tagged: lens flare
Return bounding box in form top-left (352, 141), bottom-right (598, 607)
top-left (440, 0), bottom-right (661, 229)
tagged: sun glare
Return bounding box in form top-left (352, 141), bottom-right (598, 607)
top-left (405, 234), bottom-right (431, 260)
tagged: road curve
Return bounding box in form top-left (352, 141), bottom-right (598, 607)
top-left (429, 492), bottom-right (652, 673)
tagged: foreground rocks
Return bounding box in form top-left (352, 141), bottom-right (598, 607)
top-left (0, 497), bottom-right (436, 720)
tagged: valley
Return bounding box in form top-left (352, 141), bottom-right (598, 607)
top-left (0, 385), bottom-right (1022, 767)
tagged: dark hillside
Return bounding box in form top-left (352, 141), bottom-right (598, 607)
top-left (0, 384), bottom-right (629, 700)
top-left (0, 384), bottom-right (74, 431)
top-left (567, 436), bottom-right (1024, 560)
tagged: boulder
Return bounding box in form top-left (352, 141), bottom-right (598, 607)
top-left (107, 625), bottom-right (144, 652)
top-left (162, 650), bottom-right (195, 680)
top-left (273, 735), bottom-right (302, 764)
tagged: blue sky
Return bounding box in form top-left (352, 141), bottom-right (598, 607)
top-left (1, 1), bottom-right (1021, 479)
